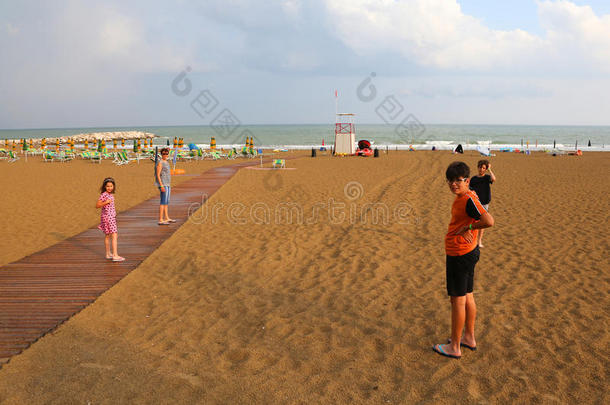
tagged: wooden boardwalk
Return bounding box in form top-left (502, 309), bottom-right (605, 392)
top-left (0, 160), bottom-right (265, 367)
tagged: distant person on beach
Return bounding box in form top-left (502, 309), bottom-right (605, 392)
top-left (433, 161), bottom-right (494, 359)
top-left (156, 148), bottom-right (176, 225)
top-left (469, 160), bottom-right (496, 247)
top-left (454, 144), bottom-right (464, 154)
top-left (96, 177), bottom-right (124, 262)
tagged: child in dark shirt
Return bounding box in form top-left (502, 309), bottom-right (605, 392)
top-left (469, 160), bottom-right (496, 247)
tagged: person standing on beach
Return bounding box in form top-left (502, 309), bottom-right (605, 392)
top-left (96, 177), bottom-right (124, 262)
top-left (433, 161), bottom-right (494, 359)
top-left (469, 160), bottom-right (496, 247)
top-left (155, 148), bottom-right (176, 225)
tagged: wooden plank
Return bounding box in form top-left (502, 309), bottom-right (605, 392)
top-left (0, 160), bottom-right (271, 368)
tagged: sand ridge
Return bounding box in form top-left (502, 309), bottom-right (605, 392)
top-left (0, 151), bottom-right (608, 404)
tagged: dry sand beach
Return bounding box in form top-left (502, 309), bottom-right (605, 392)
top-left (0, 151), bottom-right (608, 403)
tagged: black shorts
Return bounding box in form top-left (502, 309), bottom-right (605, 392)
top-left (446, 246), bottom-right (480, 297)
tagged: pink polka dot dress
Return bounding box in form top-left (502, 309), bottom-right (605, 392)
top-left (98, 192), bottom-right (118, 235)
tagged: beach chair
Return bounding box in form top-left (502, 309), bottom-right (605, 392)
top-left (120, 151), bottom-right (137, 163)
top-left (43, 152), bottom-right (55, 163)
top-left (8, 151), bottom-right (20, 163)
top-left (177, 151), bottom-right (194, 162)
top-left (113, 152), bottom-right (129, 165)
top-left (272, 159), bottom-right (285, 169)
top-left (0, 149), bottom-right (7, 160)
top-left (56, 152), bottom-right (73, 163)
top-left (89, 152), bottom-right (102, 164)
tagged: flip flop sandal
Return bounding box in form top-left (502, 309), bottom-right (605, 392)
top-left (158, 221), bottom-right (169, 225)
top-left (167, 219), bottom-right (177, 223)
top-left (447, 338), bottom-right (477, 351)
top-left (112, 257), bottom-right (125, 262)
top-left (433, 344), bottom-right (461, 359)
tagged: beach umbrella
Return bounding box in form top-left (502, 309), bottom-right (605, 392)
top-left (29, 139), bottom-right (33, 149)
top-left (4, 139), bottom-right (8, 149)
top-left (113, 138), bottom-right (118, 149)
top-left (154, 146), bottom-right (159, 176)
top-left (121, 138), bottom-right (125, 148)
top-left (137, 138), bottom-right (141, 151)
top-left (133, 139), bottom-right (138, 152)
top-left (166, 139), bottom-right (170, 146)
top-left (210, 137), bottom-right (216, 150)
top-left (588, 140), bottom-right (591, 147)
top-left (84, 139), bottom-right (88, 150)
top-left (173, 137), bottom-right (178, 148)
top-left (11, 140), bottom-right (16, 151)
top-left (56, 138), bottom-right (60, 152)
top-left (42, 138), bottom-right (46, 149)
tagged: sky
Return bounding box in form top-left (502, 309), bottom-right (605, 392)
top-left (1, 0), bottom-right (610, 128)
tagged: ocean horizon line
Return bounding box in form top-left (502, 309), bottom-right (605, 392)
top-left (3, 122), bottom-right (610, 132)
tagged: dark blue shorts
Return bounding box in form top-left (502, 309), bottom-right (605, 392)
top-left (159, 186), bottom-right (171, 205)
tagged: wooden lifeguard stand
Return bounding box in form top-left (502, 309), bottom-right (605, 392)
top-left (334, 113), bottom-right (356, 155)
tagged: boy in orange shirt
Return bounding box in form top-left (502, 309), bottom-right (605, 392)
top-left (433, 161), bottom-right (494, 359)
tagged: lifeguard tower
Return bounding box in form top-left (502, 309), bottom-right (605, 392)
top-left (334, 113), bottom-right (356, 155)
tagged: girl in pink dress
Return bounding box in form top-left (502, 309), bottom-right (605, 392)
top-left (96, 177), bottom-right (124, 262)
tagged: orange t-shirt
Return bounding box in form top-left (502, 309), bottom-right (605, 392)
top-left (445, 190), bottom-right (487, 256)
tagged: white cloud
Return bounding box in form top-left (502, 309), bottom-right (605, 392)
top-left (324, 0), bottom-right (545, 70)
top-left (538, 0), bottom-right (610, 69)
top-left (71, 5), bottom-right (191, 73)
top-left (324, 0), bottom-right (610, 72)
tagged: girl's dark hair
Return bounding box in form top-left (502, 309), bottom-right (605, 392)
top-left (101, 177), bottom-right (116, 193)
top-left (160, 148), bottom-right (170, 155)
top-left (446, 161), bottom-right (470, 181)
top-left (477, 159), bottom-right (490, 168)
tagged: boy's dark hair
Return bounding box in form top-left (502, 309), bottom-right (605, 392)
top-left (477, 159), bottom-right (489, 169)
top-left (160, 148), bottom-right (170, 155)
top-left (100, 177), bottom-right (116, 194)
top-left (446, 161), bottom-right (470, 181)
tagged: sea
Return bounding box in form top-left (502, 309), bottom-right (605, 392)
top-left (1, 124), bottom-right (609, 151)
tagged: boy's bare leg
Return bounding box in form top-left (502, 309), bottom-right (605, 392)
top-left (159, 205), bottom-right (164, 222)
top-left (463, 293), bottom-right (477, 348)
top-left (434, 295), bottom-right (465, 356)
top-left (478, 228), bottom-right (485, 247)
